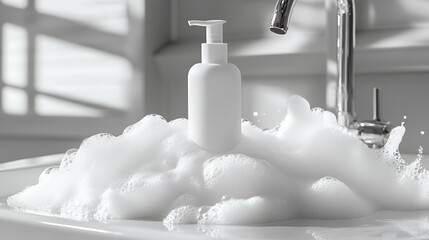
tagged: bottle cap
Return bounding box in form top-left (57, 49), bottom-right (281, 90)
top-left (188, 20), bottom-right (226, 44)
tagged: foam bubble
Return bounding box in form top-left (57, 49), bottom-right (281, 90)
top-left (7, 95), bottom-right (429, 226)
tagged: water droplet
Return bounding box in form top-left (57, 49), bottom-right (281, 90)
top-left (421, 131), bottom-right (425, 135)
top-left (403, 115), bottom-right (407, 120)
top-left (221, 195), bottom-right (231, 201)
top-left (253, 112), bottom-right (259, 117)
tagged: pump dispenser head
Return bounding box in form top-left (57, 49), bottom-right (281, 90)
top-left (188, 20), bottom-right (226, 43)
top-left (188, 20), bottom-right (228, 64)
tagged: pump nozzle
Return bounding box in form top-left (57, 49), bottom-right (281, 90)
top-left (188, 20), bottom-right (226, 44)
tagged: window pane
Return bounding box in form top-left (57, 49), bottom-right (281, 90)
top-left (2, 87), bottom-right (28, 115)
top-left (2, 23), bottom-right (27, 88)
top-left (37, 0), bottom-right (129, 35)
top-left (1, 0), bottom-right (27, 9)
top-left (35, 35), bottom-right (131, 117)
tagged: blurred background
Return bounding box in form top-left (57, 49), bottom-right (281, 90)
top-left (0, 0), bottom-right (428, 161)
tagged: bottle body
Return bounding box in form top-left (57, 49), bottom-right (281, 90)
top-left (188, 63), bottom-right (241, 153)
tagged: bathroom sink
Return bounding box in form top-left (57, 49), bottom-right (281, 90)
top-left (1, 154), bottom-right (429, 240)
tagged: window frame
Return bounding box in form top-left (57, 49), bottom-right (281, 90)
top-left (0, 0), bottom-right (146, 139)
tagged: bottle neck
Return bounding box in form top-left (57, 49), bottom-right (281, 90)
top-left (202, 43), bottom-right (228, 64)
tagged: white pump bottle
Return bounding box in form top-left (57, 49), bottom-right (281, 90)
top-left (188, 20), bottom-right (242, 153)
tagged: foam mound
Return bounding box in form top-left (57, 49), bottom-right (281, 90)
top-left (7, 96), bottom-right (429, 226)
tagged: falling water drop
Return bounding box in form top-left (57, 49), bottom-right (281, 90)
top-left (221, 195), bottom-right (231, 201)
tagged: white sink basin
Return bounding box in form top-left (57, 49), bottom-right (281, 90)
top-left (1, 154), bottom-right (429, 240)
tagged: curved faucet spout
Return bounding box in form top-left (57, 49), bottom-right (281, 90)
top-left (269, 0), bottom-right (391, 149)
top-left (270, 0), bottom-right (356, 128)
top-left (270, 0), bottom-right (297, 35)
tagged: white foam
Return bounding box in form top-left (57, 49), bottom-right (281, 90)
top-left (7, 96), bottom-right (429, 226)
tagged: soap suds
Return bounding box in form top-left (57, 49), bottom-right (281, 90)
top-left (7, 96), bottom-right (429, 226)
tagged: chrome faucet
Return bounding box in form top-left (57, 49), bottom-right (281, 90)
top-left (270, 0), bottom-right (391, 148)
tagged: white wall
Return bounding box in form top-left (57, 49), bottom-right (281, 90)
top-left (0, 0), bottom-right (150, 162)
top-left (326, 0), bottom-right (429, 153)
top-left (157, 0), bottom-right (327, 124)
top-left (355, 0), bottom-right (429, 153)
top-left (355, 72), bottom-right (429, 154)
top-left (242, 75), bottom-right (326, 128)
top-left (2, 0), bottom-right (429, 162)
top-left (158, 0), bottom-right (429, 154)
top-left (356, 0), bottom-right (429, 30)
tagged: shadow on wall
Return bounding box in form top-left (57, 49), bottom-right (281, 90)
top-left (355, 0), bottom-right (429, 48)
top-left (0, 0), bottom-right (136, 118)
top-left (326, 0), bottom-right (429, 109)
top-left (356, 0), bottom-right (429, 30)
top-left (0, 0), bottom-right (145, 162)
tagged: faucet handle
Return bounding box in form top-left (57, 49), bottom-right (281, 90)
top-left (373, 88), bottom-right (381, 121)
top-left (357, 88), bottom-right (391, 148)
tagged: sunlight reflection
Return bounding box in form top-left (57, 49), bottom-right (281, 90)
top-left (2, 86), bottom-right (28, 115)
top-left (363, 28), bottom-right (429, 50)
top-left (1, 1), bottom-right (132, 118)
top-left (289, 0), bottom-right (325, 31)
top-left (397, 0), bottom-right (429, 28)
top-left (35, 35), bottom-right (131, 116)
top-left (2, 23), bottom-right (27, 88)
top-left (366, 1), bottom-right (377, 29)
top-left (1, 0), bottom-right (27, 9)
top-left (35, 94), bottom-right (104, 117)
top-left (37, 0), bottom-right (129, 35)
